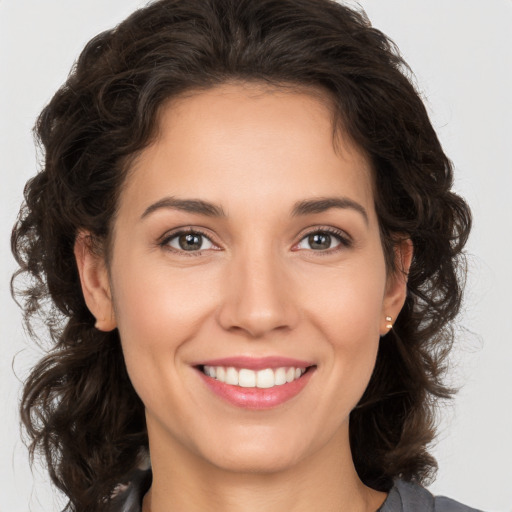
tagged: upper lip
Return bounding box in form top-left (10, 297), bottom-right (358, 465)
top-left (193, 356), bottom-right (316, 371)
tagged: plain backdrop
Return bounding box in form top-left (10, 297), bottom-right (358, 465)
top-left (1, 1), bottom-right (511, 511)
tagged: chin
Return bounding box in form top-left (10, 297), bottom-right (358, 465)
top-left (206, 445), bottom-right (304, 475)
top-left (192, 424), bottom-right (320, 475)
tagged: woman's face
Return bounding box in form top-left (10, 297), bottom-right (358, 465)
top-left (81, 83), bottom-right (408, 474)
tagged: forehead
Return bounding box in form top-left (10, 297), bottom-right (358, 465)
top-left (121, 82), bottom-right (375, 220)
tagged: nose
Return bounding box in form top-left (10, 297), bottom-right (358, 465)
top-left (217, 248), bottom-right (299, 339)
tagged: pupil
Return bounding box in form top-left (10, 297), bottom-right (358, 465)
top-left (309, 233), bottom-right (331, 250)
top-left (179, 233), bottom-right (202, 251)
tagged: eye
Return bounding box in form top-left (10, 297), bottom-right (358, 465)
top-left (295, 229), bottom-right (350, 251)
top-left (163, 230), bottom-right (215, 252)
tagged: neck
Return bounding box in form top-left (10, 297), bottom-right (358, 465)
top-left (143, 421), bottom-right (387, 512)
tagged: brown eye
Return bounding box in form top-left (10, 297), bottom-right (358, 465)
top-left (166, 232), bottom-right (214, 252)
top-left (295, 229), bottom-right (348, 252)
top-left (308, 233), bottom-right (333, 250)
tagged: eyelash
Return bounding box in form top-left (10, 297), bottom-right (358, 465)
top-left (294, 227), bottom-right (353, 254)
top-left (159, 228), bottom-right (216, 257)
top-left (159, 226), bottom-right (352, 256)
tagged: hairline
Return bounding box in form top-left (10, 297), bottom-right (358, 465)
top-left (102, 78), bottom-right (380, 265)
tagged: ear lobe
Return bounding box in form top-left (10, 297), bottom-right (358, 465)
top-left (381, 238), bottom-right (413, 336)
top-left (74, 231), bottom-right (117, 332)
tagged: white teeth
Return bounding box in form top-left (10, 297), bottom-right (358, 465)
top-left (256, 368), bottom-right (275, 388)
top-left (225, 367), bottom-right (239, 386)
top-left (239, 369), bottom-right (256, 387)
top-left (202, 365), bottom-right (307, 388)
top-left (274, 367), bottom-right (287, 385)
top-left (216, 366), bottom-right (225, 382)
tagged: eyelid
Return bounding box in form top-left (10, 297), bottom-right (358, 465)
top-left (157, 225), bottom-right (353, 255)
top-left (293, 226), bottom-right (353, 252)
top-left (158, 227), bottom-right (221, 254)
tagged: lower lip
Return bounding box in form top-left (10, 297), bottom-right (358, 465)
top-left (197, 368), bottom-right (315, 410)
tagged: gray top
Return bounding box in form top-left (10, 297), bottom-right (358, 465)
top-left (379, 479), bottom-right (484, 512)
top-left (111, 468), bottom-right (484, 511)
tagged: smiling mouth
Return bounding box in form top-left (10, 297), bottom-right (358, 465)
top-left (197, 365), bottom-right (314, 389)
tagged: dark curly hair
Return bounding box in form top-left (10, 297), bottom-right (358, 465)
top-left (11, 0), bottom-right (471, 510)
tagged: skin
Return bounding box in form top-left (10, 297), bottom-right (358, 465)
top-left (75, 82), bottom-right (412, 512)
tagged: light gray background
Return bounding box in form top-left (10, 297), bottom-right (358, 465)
top-left (1, 1), bottom-right (511, 511)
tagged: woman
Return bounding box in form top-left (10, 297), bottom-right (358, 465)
top-left (11, 0), bottom-right (479, 510)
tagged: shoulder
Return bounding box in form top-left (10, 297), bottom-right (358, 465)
top-left (435, 495), bottom-right (484, 512)
top-left (379, 479), bottom-right (485, 512)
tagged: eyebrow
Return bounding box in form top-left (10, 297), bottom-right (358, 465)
top-left (141, 197), bottom-right (227, 219)
top-left (291, 197), bottom-right (369, 225)
top-left (141, 195), bottom-right (368, 224)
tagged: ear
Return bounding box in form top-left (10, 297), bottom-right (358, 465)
top-left (380, 238), bottom-right (413, 336)
top-left (74, 231), bottom-right (117, 331)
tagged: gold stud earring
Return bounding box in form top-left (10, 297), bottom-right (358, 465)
top-left (385, 316), bottom-right (393, 329)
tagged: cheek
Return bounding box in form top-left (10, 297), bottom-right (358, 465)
top-left (303, 254), bottom-right (387, 339)
top-left (112, 259), bottom-right (217, 343)
top-left (109, 260), bottom-right (220, 395)
top-left (301, 255), bottom-right (386, 397)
